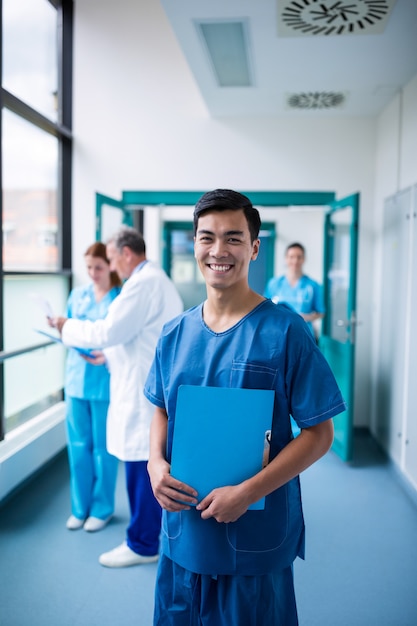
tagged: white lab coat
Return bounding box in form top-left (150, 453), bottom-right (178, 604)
top-left (62, 262), bottom-right (183, 461)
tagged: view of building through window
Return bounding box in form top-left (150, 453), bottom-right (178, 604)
top-left (2, 109), bottom-right (59, 271)
top-left (2, 0), bottom-right (58, 120)
top-left (2, 0), bottom-right (59, 272)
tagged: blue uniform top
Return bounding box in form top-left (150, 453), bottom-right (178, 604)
top-left (64, 283), bottom-right (121, 401)
top-left (144, 300), bottom-right (346, 576)
top-left (264, 274), bottom-right (325, 335)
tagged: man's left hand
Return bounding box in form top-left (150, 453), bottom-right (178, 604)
top-left (196, 484), bottom-right (251, 523)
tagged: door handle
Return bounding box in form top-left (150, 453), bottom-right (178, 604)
top-left (335, 312), bottom-right (361, 344)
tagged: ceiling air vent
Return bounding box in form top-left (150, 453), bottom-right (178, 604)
top-left (286, 92), bottom-right (346, 110)
top-left (278, 0), bottom-right (396, 37)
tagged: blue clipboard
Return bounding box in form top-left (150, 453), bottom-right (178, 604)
top-left (171, 385), bottom-right (275, 510)
top-left (34, 329), bottom-right (97, 359)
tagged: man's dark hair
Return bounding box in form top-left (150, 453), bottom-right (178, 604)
top-left (109, 226), bottom-right (146, 255)
top-left (193, 189), bottom-right (261, 242)
top-left (286, 242), bottom-right (305, 256)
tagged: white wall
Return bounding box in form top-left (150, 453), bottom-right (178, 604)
top-left (371, 74), bottom-right (417, 488)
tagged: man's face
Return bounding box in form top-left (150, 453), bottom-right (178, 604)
top-left (285, 246), bottom-right (305, 274)
top-left (106, 241), bottom-right (129, 280)
top-left (194, 209), bottom-right (259, 291)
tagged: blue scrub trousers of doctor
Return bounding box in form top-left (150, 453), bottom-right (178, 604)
top-left (125, 460), bottom-right (162, 556)
top-left (66, 396), bottom-right (118, 520)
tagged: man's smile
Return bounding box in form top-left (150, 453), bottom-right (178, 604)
top-left (208, 263), bottom-right (233, 272)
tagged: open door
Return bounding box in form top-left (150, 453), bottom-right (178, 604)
top-left (319, 193), bottom-right (359, 461)
top-left (95, 193), bottom-right (135, 240)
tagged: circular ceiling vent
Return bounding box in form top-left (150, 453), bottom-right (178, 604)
top-left (279, 0), bottom-right (395, 37)
top-left (286, 92), bottom-right (346, 110)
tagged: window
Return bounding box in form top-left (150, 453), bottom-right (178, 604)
top-left (2, 109), bottom-right (59, 271)
top-left (0, 0), bottom-right (73, 439)
top-left (3, 0), bottom-right (58, 121)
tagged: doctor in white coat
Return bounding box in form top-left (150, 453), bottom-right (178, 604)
top-left (53, 227), bottom-right (183, 567)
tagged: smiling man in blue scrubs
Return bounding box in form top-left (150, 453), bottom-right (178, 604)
top-left (145, 189), bottom-right (346, 625)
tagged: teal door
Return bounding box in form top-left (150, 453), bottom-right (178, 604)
top-left (95, 193), bottom-right (135, 240)
top-left (319, 193), bottom-right (359, 461)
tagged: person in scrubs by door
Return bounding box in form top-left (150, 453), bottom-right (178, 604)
top-left (60, 242), bottom-right (121, 532)
top-left (264, 242), bottom-right (325, 338)
top-left (145, 189), bottom-right (346, 626)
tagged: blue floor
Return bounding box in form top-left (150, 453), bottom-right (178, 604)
top-left (0, 431), bottom-right (416, 626)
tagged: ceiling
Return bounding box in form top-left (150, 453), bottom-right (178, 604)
top-left (160, 0), bottom-right (417, 117)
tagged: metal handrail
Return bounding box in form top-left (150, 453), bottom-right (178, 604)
top-left (0, 341), bottom-right (55, 363)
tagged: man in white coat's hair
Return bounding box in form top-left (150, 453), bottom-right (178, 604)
top-left (53, 226), bottom-right (183, 567)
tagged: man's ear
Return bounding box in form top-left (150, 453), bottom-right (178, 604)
top-left (121, 245), bottom-right (131, 263)
top-left (251, 239), bottom-right (260, 261)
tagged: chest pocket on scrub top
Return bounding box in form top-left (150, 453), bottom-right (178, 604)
top-left (230, 361), bottom-right (277, 390)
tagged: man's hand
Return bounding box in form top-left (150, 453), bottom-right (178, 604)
top-left (81, 350), bottom-right (106, 365)
top-left (196, 484), bottom-right (252, 523)
top-left (147, 457), bottom-right (198, 512)
top-left (49, 316), bottom-right (68, 333)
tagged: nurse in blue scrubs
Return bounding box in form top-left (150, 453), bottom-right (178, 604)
top-left (145, 190), bottom-right (346, 626)
top-left (264, 242), bottom-right (325, 338)
top-left (62, 242), bottom-right (121, 532)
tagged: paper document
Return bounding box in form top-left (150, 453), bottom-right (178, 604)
top-left (34, 329), bottom-right (97, 359)
top-left (29, 293), bottom-right (54, 319)
top-left (171, 385), bottom-right (275, 510)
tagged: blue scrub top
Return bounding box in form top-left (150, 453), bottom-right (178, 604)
top-left (144, 300), bottom-right (346, 576)
top-left (64, 283), bottom-right (121, 401)
top-left (264, 274), bottom-right (325, 335)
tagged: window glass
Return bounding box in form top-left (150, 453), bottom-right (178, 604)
top-left (2, 109), bottom-right (59, 271)
top-left (2, 0), bottom-right (58, 121)
top-left (101, 205), bottom-right (126, 242)
top-left (3, 274), bottom-right (69, 433)
top-left (4, 350), bottom-right (65, 433)
top-left (326, 208), bottom-right (352, 343)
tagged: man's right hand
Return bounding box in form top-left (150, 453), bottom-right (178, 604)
top-left (48, 316), bottom-right (68, 333)
top-left (147, 457), bottom-right (198, 512)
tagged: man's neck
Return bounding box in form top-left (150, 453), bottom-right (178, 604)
top-left (203, 286), bottom-right (264, 333)
top-left (128, 255), bottom-right (147, 278)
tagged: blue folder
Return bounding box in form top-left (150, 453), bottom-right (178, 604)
top-left (171, 385), bottom-right (275, 510)
top-left (34, 329), bottom-right (97, 359)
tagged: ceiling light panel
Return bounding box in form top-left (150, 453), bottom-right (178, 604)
top-left (195, 20), bottom-right (253, 87)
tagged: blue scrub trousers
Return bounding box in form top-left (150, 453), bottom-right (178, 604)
top-left (154, 554), bottom-right (298, 626)
top-left (66, 397), bottom-right (118, 520)
top-left (125, 460), bottom-right (162, 556)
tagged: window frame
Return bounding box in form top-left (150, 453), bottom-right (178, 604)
top-left (0, 0), bottom-right (73, 440)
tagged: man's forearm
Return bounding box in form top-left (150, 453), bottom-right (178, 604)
top-left (149, 406), bottom-right (169, 462)
top-left (241, 419), bottom-right (334, 505)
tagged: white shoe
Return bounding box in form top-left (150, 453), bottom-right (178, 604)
top-left (66, 515), bottom-right (85, 530)
top-left (83, 515), bottom-right (112, 532)
top-left (99, 541), bottom-right (159, 568)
